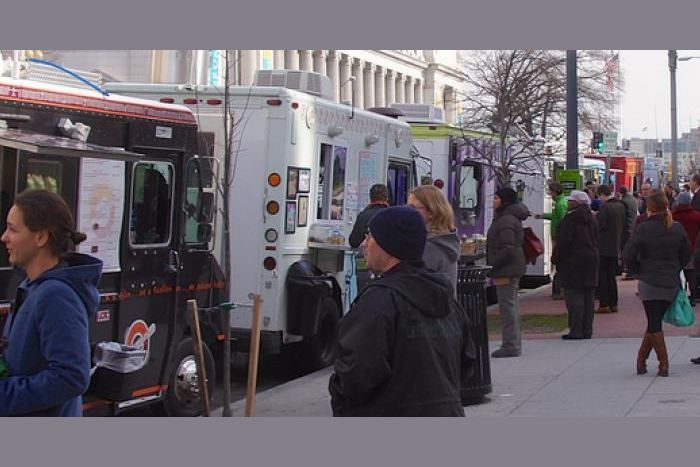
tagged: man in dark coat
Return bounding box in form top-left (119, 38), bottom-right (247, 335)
top-left (328, 206), bottom-right (474, 416)
top-left (618, 186), bottom-right (638, 279)
top-left (691, 173), bottom-right (700, 212)
top-left (595, 184), bottom-right (626, 313)
top-left (349, 184), bottom-right (389, 292)
top-left (552, 191), bottom-right (599, 339)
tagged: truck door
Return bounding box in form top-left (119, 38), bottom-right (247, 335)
top-left (121, 158), bottom-right (178, 398)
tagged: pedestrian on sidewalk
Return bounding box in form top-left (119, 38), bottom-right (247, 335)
top-left (638, 182), bottom-right (652, 215)
top-left (535, 182), bottom-right (567, 300)
top-left (328, 206), bottom-right (474, 416)
top-left (595, 184), bottom-right (626, 313)
top-left (408, 185), bottom-right (460, 293)
top-left (690, 174), bottom-right (700, 211)
top-left (671, 191), bottom-right (700, 306)
top-left (349, 184), bottom-right (389, 293)
top-left (623, 190), bottom-right (690, 377)
top-left (487, 187), bottom-right (529, 358)
top-left (619, 186), bottom-right (638, 279)
top-left (552, 191), bottom-right (599, 340)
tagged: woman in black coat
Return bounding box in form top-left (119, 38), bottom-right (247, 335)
top-left (623, 190), bottom-right (690, 377)
top-left (552, 190), bottom-right (599, 340)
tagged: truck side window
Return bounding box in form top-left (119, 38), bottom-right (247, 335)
top-left (183, 158), bottom-right (215, 248)
top-left (387, 161), bottom-right (411, 206)
top-left (0, 147), bottom-right (17, 268)
top-left (130, 162), bottom-right (174, 246)
top-left (317, 143), bottom-right (347, 220)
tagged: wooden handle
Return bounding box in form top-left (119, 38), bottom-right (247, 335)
top-left (188, 299), bottom-right (211, 417)
top-left (245, 294), bottom-right (264, 417)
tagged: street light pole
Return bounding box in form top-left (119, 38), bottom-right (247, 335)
top-left (566, 50), bottom-right (578, 169)
top-left (669, 50), bottom-right (679, 187)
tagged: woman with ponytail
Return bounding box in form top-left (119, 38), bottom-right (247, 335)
top-left (623, 190), bottom-right (690, 377)
top-left (0, 189), bottom-right (102, 415)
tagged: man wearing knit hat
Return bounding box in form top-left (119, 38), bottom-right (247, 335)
top-left (328, 206), bottom-right (475, 416)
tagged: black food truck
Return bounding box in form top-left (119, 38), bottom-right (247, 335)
top-left (0, 76), bottom-right (225, 416)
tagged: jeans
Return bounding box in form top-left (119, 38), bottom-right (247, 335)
top-left (496, 277), bottom-right (521, 352)
top-left (564, 287), bottom-right (595, 338)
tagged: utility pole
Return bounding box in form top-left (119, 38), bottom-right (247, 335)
top-left (566, 50), bottom-right (578, 169)
top-left (669, 50), bottom-right (679, 187)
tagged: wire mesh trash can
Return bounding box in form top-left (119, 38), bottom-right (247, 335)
top-left (457, 265), bottom-right (492, 404)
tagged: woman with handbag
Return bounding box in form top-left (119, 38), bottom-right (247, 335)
top-left (486, 187), bottom-right (529, 358)
top-left (623, 190), bottom-right (690, 377)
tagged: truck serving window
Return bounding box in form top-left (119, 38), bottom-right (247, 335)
top-left (26, 159), bottom-right (62, 194)
top-left (130, 162), bottom-right (174, 246)
top-left (317, 143), bottom-right (347, 220)
top-left (0, 147), bottom-right (17, 268)
top-left (387, 161), bottom-right (411, 206)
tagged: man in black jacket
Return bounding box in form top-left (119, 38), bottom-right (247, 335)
top-left (328, 206), bottom-right (474, 416)
top-left (595, 184), bottom-right (626, 313)
top-left (691, 174), bottom-right (700, 212)
top-left (349, 184), bottom-right (389, 292)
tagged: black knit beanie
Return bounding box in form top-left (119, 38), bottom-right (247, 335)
top-left (368, 206), bottom-right (427, 261)
top-left (495, 187), bottom-right (518, 205)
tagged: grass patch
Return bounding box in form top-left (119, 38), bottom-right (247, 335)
top-left (487, 313), bottom-right (569, 334)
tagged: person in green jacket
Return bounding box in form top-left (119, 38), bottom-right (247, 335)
top-left (535, 182), bottom-right (568, 299)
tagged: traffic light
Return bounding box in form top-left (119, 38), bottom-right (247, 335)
top-left (591, 131), bottom-right (604, 153)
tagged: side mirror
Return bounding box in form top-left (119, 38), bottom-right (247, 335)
top-left (197, 223), bottom-right (213, 243)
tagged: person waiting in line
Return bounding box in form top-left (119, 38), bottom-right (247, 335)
top-left (348, 184), bottom-right (389, 293)
top-left (535, 182), bottom-right (567, 300)
top-left (624, 190), bottom-right (690, 377)
top-left (487, 187), bottom-right (529, 358)
top-left (691, 174), bottom-right (700, 211)
top-left (595, 184), bottom-right (626, 313)
top-left (328, 206), bottom-right (474, 416)
top-left (618, 186), bottom-right (638, 280)
top-left (671, 191), bottom-right (700, 307)
top-left (407, 185), bottom-right (460, 293)
top-left (552, 190), bottom-right (599, 340)
top-left (0, 190), bottom-right (103, 415)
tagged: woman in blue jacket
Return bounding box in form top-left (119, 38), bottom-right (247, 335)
top-left (0, 189), bottom-right (102, 416)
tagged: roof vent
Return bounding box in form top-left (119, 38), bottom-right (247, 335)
top-left (390, 103), bottom-right (445, 124)
top-left (254, 70), bottom-right (333, 100)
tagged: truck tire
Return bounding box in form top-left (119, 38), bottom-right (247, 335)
top-left (163, 337), bottom-right (216, 417)
top-left (306, 297), bottom-right (340, 370)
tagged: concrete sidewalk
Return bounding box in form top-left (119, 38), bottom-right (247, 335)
top-left (214, 336), bottom-right (700, 417)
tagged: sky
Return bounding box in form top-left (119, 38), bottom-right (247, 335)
top-left (619, 50), bottom-right (700, 141)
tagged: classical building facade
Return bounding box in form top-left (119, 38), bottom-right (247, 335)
top-left (36, 49), bottom-right (465, 124)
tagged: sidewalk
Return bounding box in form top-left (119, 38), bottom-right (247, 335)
top-left (211, 276), bottom-right (700, 417)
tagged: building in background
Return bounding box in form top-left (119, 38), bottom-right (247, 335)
top-left (629, 132), bottom-right (699, 185)
top-left (25, 50), bottom-right (465, 124)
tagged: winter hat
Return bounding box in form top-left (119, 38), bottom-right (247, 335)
top-left (368, 206), bottom-right (427, 261)
top-left (495, 187), bottom-right (518, 205)
top-left (677, 191), bottom-right (692, 205)
top-left (567, 190), bottom-right (591, 205)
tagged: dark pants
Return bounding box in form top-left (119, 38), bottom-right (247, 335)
top-left (643, 300), bottom-right (671, 333)
top-left (564, 287), bottom-right (595, 338)
top-left (598, 255), bottom-right (619, 307)
top-left (552, 270), bottom-right (561, 297)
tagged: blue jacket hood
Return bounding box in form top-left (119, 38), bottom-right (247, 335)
top-left (28, 253), bottom-right (103, 317)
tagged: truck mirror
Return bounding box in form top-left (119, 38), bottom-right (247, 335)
top-left (197, 223), bottom-right (213, 243)
top-left (200, 191), bottom-right (214, 223)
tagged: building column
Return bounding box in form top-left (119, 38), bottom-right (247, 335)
top-left (352, 58), bottom-right (364, 109)
top-left (340, 54), bottom-right (352, 103)
top-left (284, 50), bottom-right (299, 69)
top-left (385, 70), bottom-right (395, 105)
top-left (363, 63), bottom-right (375, 109)
top-left (444, 85), bottom-right (457, 124)
top-left (395, 73), bottom-right (405, 103)
top-left (405, 76), bottom-right (415, 103)
top-left (423, 64), bottom-right (437, 105)
top-left (374, 66), bottom-right (386, 107)
top-left (273, 50), bottom-right (285, 69)
top-left (299, 50), bottom-right (313, 71)
top-left (313, 50), bottom-right (327, 75)
top-left (239, 49), bottom-right (258, 86)
top-left (326, 51), bottom-right (340, 101)
top-left (414, 79), bottom-right (424, 104)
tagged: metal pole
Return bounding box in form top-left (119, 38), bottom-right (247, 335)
top-left (669, 50), bottom-right (679, 187)
top-left (566, 50), bottom-right (579, 169)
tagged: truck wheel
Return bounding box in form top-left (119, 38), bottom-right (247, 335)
top-left (163, 337), bottom-right (216, 417)
top-left (306, 297), bottom-right (340, 370)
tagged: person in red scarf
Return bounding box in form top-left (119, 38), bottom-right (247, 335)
top-left (671, 191), bottom-right (700, 306)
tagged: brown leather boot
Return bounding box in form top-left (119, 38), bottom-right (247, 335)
top-left (649, 332), bottom-right (669, 377)
top-left (636, 332), bottom-right (653, 374)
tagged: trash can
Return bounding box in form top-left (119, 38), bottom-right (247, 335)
top-left (286, 260), bottom-right (336, 336)
top-left (457, 265), bottom-right (492, 404)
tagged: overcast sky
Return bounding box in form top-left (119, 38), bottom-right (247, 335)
top-left (619, 49), bottom-right (700, 141)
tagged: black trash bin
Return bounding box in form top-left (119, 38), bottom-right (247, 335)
top-left (457, 265), bottom-right (492, 404)
top-left (286, 260), bottom-right (336, 336)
